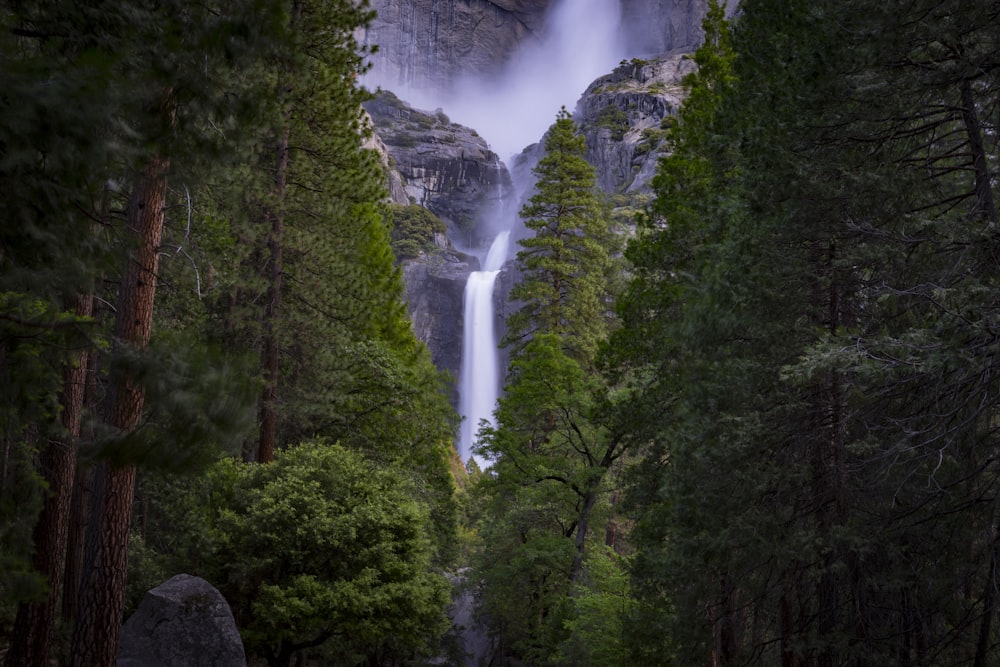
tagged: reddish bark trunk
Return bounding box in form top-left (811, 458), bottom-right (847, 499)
top-left (63, 349), bottom-right (98, 623)
top-left (70, 149), bottom-right (170, 666)
top-left (7, 293), bottom-right (93, 667)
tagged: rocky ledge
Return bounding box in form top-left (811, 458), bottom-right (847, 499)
top-left (577, 53), bottom-right (695, 194)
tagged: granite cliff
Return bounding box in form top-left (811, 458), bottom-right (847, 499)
top-left (577, 53), bottom-right (694, 194)
top-left (361, 0), bottom-right (723, 96)
top-left (360, 0), bottom-right (555, 96)
top-left (364, 90), bottom-right (513, 243)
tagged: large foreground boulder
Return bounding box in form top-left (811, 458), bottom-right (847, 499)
top-left (117, 574), bottom-right (245, 667)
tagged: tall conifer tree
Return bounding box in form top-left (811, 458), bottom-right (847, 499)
top-left (476, 109), bottom-right (625, 662)
top-left (619, 0), bottom-right (1000, 663)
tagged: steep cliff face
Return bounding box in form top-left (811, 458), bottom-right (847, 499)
top-left (619, 0), bottom-right (709, 56)
top-left (360, 0), bottom-right (554, 95)
top-left (577, 53), bottom-right (694, 194)
top-left (364, 91), bottom-right (513, 245)
top-left (362, 0), bottom-right (726, 96)
top-left (508, 53), bottom-right (693, 200)
top-left (402, 250), bottom-right (477, 404)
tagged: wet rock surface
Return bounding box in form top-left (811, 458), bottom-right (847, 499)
top-left (364, 91), bottom-right (513, 247)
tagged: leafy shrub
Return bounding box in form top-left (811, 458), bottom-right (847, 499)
top-left (389, 204), bottom-right (446, 259)
top-left (595, 106), bottom-right (630, 141)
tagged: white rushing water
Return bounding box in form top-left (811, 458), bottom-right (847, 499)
top-left (459, 231), bottom-right (510, 465)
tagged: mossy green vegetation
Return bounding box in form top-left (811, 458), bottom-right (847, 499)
top-left (388, 204), bottom-right (447, 259)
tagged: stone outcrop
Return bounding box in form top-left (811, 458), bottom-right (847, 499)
top-left (117, 574), bottom-right (245, 667)
top-left (363, 113), bottom-right (410, 205)
top-left (576, 53), bottom-right (694, 194)
top-left (364, 91), bottom-right (513, 247)
top-left (366, 92), bottom-right (521, 399)
top-left (507, 54), bottom-right (693, 198)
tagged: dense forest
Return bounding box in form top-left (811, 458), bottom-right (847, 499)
top-left (1, 0), bottom-right (999, 666)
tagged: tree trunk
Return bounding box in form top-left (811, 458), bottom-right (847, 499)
top-left (570, 488), bottom-right (598, 584)
top-left (959, 80), bottom-right (997, 226)
top-left (257, 129), bottom-right (288, 464)
top-left (63, 349), bottom-right (98, 623)
top-left (7, 292), bottom-right (93, 667)
top-left (70, 149), bottom-right (170, 666)
top-left (256, 0), bottom-right (302, 464)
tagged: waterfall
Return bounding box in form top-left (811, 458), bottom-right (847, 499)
top-left (449, 0), bottom-right (622, 465)
top-left (459, 231), bottom-right (510, 465)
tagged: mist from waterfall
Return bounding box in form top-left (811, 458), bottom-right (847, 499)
top-left (444, 0), bottom-right (624, 163)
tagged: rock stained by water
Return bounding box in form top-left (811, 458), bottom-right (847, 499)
top-left (360, 0), bottom-right (555, 96)
top-left (361, 0), bottom-right (733, 97)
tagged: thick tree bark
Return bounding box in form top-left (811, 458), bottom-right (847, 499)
top-left (7, 292), bottom-right (93, 667)
top-left (61, 460), bottom-right (92, 622)
top-left (62, 350), bottom-right (98, 623)
top-left (257, 129), bottom-right (289, 464)
top-left (70, 150), bottom-right (170, 666)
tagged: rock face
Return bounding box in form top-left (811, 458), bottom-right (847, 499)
top-left (117, 574), bottom-right (245, 667)
top-left (364, 91), bottom-right (513, 247)
top-left (361, 0), bottom-right (554, 95)
top-left (362, 0), bottom-right (731, 96)
top-left (619, 0), bottom-right (709, 57)
top-left (577, 53), bottom-right (695, 194)
top-left (402, 249), bottom-right (478, 405)
top-left (366, 92), bottom-right (520, 393)
top-left (508, 54), bottom-right (693, 198)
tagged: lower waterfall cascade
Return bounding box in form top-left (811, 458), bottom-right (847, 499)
top-left (459, 230), bottom-right (510, 465)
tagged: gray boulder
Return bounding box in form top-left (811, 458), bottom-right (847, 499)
top-left (117, 574), bottom-right (245, 667)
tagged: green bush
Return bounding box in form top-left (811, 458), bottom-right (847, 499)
top-left (595, 106), bottom-right (630, 141)
top-left (389, 204), bottom-right (446, 259)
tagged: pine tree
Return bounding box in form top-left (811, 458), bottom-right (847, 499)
top-left (505, 107), bottom-right (618, 364)
top-left (476, 109), bottom-right (626, 662)
top-left (619, 0), bottom-right (1000, 663)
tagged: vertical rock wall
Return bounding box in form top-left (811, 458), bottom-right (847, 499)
top-left (618, 0), bottom-right (708, 56)
top-left (362, 0), bottom-right (733, 97)
top-left (361, 0), bottom-right (554, 96)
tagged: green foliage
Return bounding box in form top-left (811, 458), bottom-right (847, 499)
top-left (475, 110), bottom-right (628, 664)
top-left (132, 443), bottom-right (451, 667)
top-left (593, 106), bottom-right (630, 141)
top-left (388, 204), bottom-right (446, 259)
top-left (616, 0), bottom-right (1000, 663)
top-left (82, 333), bottom-right (258, 471)
top-left (507, 107), bottom-right (619, 363)
top-left (0, 2), bottom-right (459, 664)
top-left (556, 547), bottom-right (634, 667)
top-left (219, 443), bottom-right (450, 666)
